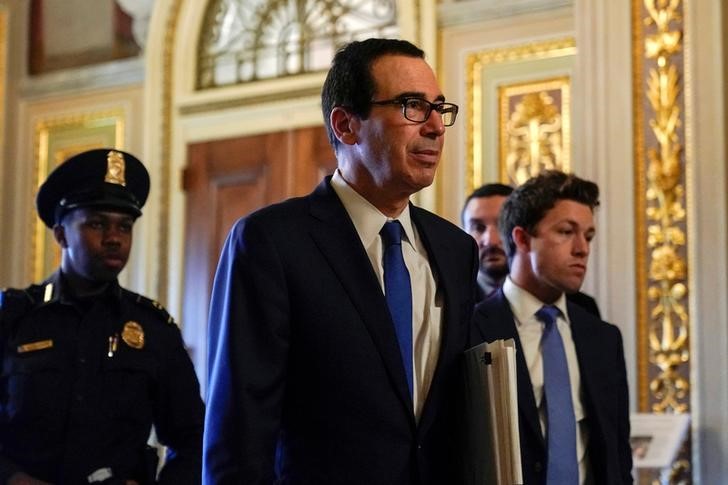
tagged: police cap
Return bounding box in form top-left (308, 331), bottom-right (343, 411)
top-left (36, 148), bottom-right (150, 228)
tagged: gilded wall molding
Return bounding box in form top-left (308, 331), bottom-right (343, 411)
top-left (0, 6), bottom-right (6, 203)
top-left (465, 37), bottom-right (576, 193)
top-left (633, 0), bottom-right (691, 481)
top-left (157, 0), bottom-right (184, 301)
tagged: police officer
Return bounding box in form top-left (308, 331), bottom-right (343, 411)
top-left (0, 149), bottom-right (204, 484)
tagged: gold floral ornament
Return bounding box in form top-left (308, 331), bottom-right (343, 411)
top-left (643, 0), bottom-right (690, 416)
top-left (104, 150), bottom-right (127, 186)
top-left (504, 91), bottom-right (562, 185)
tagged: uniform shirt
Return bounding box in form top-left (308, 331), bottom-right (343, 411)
top-left (331, 170), bottom-right (443, 419)
top-left (502, 277), bottom-right (592, 484)
top-left (0, 271), bottom-right (204, 484)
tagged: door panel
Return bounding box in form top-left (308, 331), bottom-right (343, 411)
top-left (182, 127), bottom-right (336, 385)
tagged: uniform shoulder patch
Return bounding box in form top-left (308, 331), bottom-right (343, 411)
top-left (132, 293), bottom-right (176, 326)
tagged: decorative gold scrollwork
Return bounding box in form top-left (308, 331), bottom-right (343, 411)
top-left (642, 0), bottom-right (689, 416)
top-left (636, 0), bottom-right (692, 481)
top-left (504, 91), bottom-right (564, 186)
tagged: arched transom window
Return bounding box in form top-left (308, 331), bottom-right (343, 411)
top-left (198, 0), bottom-right (399, 89)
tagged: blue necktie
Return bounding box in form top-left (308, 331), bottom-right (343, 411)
top-left (380, 221), bottom-right (414, 397)
top-left (536, 305), bottom-right (579, 484)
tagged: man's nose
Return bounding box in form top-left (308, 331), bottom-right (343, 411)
top-left (483, 226), bottom-right (500, 247)
top-left (421, 109), bottom-right (445, 137)
top-left (573, 233), bottom-right (590, 256)
top-left (103, 226), bottom-right (123, 243)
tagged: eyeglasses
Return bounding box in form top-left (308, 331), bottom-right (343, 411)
top-left (369, 97), bottom-right (459, 127)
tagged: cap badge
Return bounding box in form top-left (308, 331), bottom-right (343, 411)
top-left (105, 150), bottom-right (127, 186)
top-left (121, 321), bottom-right (145, 349)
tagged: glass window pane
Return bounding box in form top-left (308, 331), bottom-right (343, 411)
top-left (198, 0), bottom-right (398, 89)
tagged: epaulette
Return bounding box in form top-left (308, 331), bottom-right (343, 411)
top-left (132, 293), bottom-right (176, 326)
top-left (0, 287), bottom-right (39, 323)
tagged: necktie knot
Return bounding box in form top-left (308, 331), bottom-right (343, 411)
top-left (536, 305), bottom-right (561, 329)
top-left (380, 220), bottom-right (404, 247)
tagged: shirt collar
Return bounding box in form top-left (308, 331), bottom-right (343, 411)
top-left (330, 169), bottom-right (416, 248)
top-left (503, 276), bottom-right (569, 325)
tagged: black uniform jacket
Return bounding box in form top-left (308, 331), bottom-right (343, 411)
top-left (0, 271), bottom-right (204, 484)
top-left (471, 289), bottom-right (632, 485)
top-left (203, 177), bottom-right (479, 485)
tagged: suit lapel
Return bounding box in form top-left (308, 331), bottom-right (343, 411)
top-left (308, 179), bottom-right (414, 415)
top-left (475, 291), bottom-right (544, 448)
top-left (408, 207), bottom-right (456, 427)
top-left (567, 302), bottom-right (608, 438)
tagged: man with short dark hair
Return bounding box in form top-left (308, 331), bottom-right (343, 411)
top-left (203, 38), bottom-right (478, 484)
top-left (0, 149), bottom-right (204, 485)
top-left (462, 183), bottom-right (601, 317)
top-left (462, 183), bottom-right (513, 298)
top-left (471, 170), bottom-right (632, 484)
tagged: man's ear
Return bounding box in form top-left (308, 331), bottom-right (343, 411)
top-left (512, 226), bottom-right (531, 254)
top-left (53, 224), bottom-right (68, 249)
top-left (330, 107), bottom-right (359, 146)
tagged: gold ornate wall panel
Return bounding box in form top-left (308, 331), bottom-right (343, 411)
top-left (465, 38), bottom-right (575, 192)
top-left (498, 77), bottom-right (570, 186)
top-left (633, 0), bottom-right (691, 481)
top-left (31, 111), bottom-right (125, 282)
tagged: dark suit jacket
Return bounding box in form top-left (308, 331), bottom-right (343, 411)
top-left (203, 177), bottom-right (478, 484)
top-left (471, 290), bottom-right (632, 485)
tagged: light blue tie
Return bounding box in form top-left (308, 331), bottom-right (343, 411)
top-left (380, 221), bottom-right (414, 397)
top-left (536, 305), bottom-right (579, 485)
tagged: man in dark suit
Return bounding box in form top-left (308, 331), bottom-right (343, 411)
top-left (463, 183), bottom-right (601, 317)
top-left (471, 171), bottom-right (632, 484)
top-left (203, 39), bottom-right (478, 484)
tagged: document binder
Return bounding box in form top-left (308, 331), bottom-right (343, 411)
top-left (461, 339), bottom-right (523, 485)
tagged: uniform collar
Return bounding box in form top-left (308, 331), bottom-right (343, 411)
top-left (42, 269), bottom-right (123, 308)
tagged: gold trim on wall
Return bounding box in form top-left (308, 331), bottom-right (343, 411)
top-left (633, 0), bottom-right (691, 481)
top-left (157, 0), bottom-right (185, 302)
top-left (0, 7), bottom-right (6, 171)
top-left (465, 37), bottom-right (576, 193)
top-left (31, 111), bottom-right (125, 282)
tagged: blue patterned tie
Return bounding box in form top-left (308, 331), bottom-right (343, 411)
top-left (536, 305), bottom-right (579, 484)
top-left (380, 221), bottom-right (414, 397)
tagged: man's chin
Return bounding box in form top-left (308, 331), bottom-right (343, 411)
top-left (483, 266), bottom-right (509, 281)
top-left (92, 268), bottom-right (123, 282)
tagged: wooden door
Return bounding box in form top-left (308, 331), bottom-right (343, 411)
top-left (181, 126), bottom-right (336, 385)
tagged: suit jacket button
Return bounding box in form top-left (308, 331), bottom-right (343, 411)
top-left (534, 461), bottom-right (543, 472)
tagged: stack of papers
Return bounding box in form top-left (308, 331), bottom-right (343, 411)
top-left (461, 339), bottom-right (523, 485)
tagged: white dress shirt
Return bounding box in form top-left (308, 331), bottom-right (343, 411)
top-left (502, 277), bottom-right (592, 484)
top-left (330, 170), bottom-right (443, 419)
